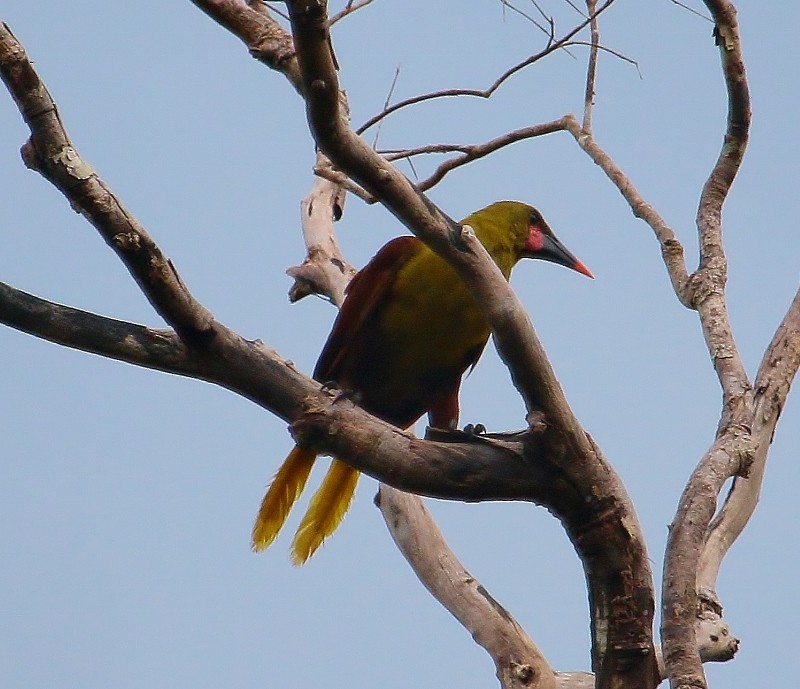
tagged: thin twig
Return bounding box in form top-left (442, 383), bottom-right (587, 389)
top-left (499, 0), bottom-right (552, 36)
top-left (563, 115), bottom-right (691, 302)
top-left (668, 0), bottom-right (714, 22)
top-left (356, 0), bottom-right (618, 135)
top-left (372, 66), bottom-right (401, 150)
top-left (329, 0), bottom-right (377, 26)
top-left (313, 163), bottom-right (375, 203)
top-left (398, 118), bottom-right (570, 191)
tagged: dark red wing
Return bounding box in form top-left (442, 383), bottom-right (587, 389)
top-left (313, 236), bottom-right (422, 383)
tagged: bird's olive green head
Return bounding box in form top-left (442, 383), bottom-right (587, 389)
top-left (462, 200), bottom-right (593, 279)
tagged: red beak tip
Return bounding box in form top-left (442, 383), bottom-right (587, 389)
top-left (574, 260), bottom-right (595, 279)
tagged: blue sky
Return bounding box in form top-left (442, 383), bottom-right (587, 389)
top-left (1, 2), bottom-right (798, 688)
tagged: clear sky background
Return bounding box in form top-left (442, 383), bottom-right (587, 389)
top-left (1, 2), bottom-right (798, 688)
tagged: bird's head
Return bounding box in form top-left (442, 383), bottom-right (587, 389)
top-left (463, 200), bottom-right (593, 279)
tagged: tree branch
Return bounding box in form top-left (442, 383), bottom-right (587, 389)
top-left (355, 0), bottom-right (618, 136)
top-left (190, 0), bottom-right (302, 92)
top-left (0, 284), bottom-right (606, 508)
top-left (563, 115), bottom-right (692, 305)
top-left (328, 0), bottom-right (376, 26)
top-left (377, 486), bottom-right (556, 689)
top-left (697, 286), bottom-right (800, 607)
top-left (0, 23), bottom-right (214, 347)
top-left (384, 118), bottom-right (571, 192)
top-left (582, 0), bottom-right (600, 132)
top-left (661, 2), bottom-right (752, 688)
top-left (0, 282), bottom-right (194, 373)
top-left (284, 5), bottom-right (659, 686)
top-left (286, 156), bottom-right (356, 305)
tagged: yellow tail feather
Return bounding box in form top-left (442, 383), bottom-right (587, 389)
top-left (290, 459), bottom-right (360, 565)
top-left (251, 445), bottom-right (317, 552)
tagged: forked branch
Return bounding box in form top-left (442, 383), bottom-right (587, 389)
top-left (284, 2), bottom-right (658, 687)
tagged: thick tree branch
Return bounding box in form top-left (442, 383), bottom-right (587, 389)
top-left (0, 281), bottom-right (597, 505)
top-left (378, 486), bottom-right (556, 689)
top-left (190, 0), bottom-right (302, 92)
top-left (284, 3), bottom-right (658, 687)
top-left (0, 282), bottom-right (194, 373)
top-left (0, 23), bottom-right (214, 347)
top-left (698, 286), bottom-right (800, 596)
top-left (661, 3), bottom-right (752, 688)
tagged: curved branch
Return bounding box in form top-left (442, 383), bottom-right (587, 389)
top-left (0, 286), bottom-right (588, 505)
top-left (386, 118), bottom-right (570, 192)
top-left (284, 5), bottom-right (658, 686)
top-left (698, 286), bottom-right (800, 592)
top-left (287, 157), bottom-right (356, 305)
top-left (377, 486), bottom-right (556, 689)
top-left (0, 23), bottom-right (214, 346)
top-left (689, 0), bottom-right (751, 410)
top-left (661, 3), bottom-right (752, 688)
top-left (355, 0), bottom-right (618, 135)
top-left (190, 0), bottom-right (302, 92)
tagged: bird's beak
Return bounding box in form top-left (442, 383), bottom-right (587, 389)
top-left (527, 233), bottom-right (594, 279)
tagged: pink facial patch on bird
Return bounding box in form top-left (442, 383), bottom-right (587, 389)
top-left (525, 226), bottom-right (545, 252)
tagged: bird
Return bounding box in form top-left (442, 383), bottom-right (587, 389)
top-left (252, 200), bottom-right (593, 564)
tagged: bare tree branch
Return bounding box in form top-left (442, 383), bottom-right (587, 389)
top-left (0, 282), bottom-right (194, 374)
top-left (191, 0), bottom-right (302, 92)
top-left (692, 0), bottom-right (752, 411)
top-left (378, 485), bottom-right (556, 689)
top-left (384, 118), bottom-right (570, 192)
top-left (0, 22), bottom-right (214, 347)
top-left (313, 161), bottom-right (375, 202)
top-left (582, 0), bottom-right (600, 131)
top-left (328, 0), bottom-right (376, 26)
top-left (661, 2), bottom-right (752, 687)
top-left (286, 156), bottom-right (356, 305)
top-left (563, 114), bottom-right (692, 303)
top-left (355, 0), bottom-right (618, 136)
top-left (698, 286), bottom-right (800, 607)
top-left (283, 3), bottom-right (658, 687)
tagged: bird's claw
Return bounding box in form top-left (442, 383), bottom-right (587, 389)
top-left (462, 423), bottom-right (487, 436)
top-left (320, 382), bottom-right (360, 405)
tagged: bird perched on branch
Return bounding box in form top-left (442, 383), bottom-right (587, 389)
top-left (252, 200), bottom-right (593, 564)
